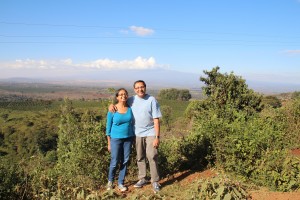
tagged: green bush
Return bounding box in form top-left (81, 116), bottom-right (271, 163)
top-left (14, 99), bottom-right (111, 199)
top-left (18, 154), bottom-right (59, 199)
top-left (281, 98), bottom-right (300, 148)
top-left (193, 175), bottom-right (250, 200)
top-left (189, 98), bottom-right (300, 191)
top-left (56, 100), bottom-right (109, 192)
top-left (253, 151), bottom-right (300, 191)
top-left (0, 157), bottom-right (24, 200)
top-left (159, 138), bottom-right (183, 176)
top-left (180, 131), bottom-right (210, 170)
top-left (188, 67), bottom-right (300, 191)
top-left (159, 131), bottom-right (209, 176)
top-left (160, 105), bottom-right (173, 131)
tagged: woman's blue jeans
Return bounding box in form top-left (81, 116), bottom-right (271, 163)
top-left (108, 137), bottom-right (133, 185)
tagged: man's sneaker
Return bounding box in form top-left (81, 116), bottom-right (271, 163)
top-left (118, 184), bottom-right (127, 192)
top-left (133, 178), bottom-right (148, 188)
top-left (106, 181), bottom-right (113, 190)
top-left (152, 182), bottom-right (161, 193)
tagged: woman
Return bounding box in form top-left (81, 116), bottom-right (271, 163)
top-left (106, 88), bottom-right (134, 192)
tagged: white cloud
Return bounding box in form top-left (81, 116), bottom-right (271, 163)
top-left (129, 26), bottom-right (154, 36)
top-left (62, 58), bottom-right (73, 65)
top-left (1, 59), bottom-right (76, 70)
top-left (282, 49), bottom-right (300, 55)
top-left (0, 57), bottom-right (164, 70)
top-left (81, 56), bottom-right (157, 69)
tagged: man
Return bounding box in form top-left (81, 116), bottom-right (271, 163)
top-left (109, 80), bottom-right (162, 193)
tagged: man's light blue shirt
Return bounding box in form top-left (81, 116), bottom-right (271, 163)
top-left (127, 94), bottom-right (162, 137)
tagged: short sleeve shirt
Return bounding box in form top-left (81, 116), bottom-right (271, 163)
top-left (127, 94), bottom-right (162, 137)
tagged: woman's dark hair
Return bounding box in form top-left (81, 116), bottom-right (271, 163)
top-left (115, 88), bottom-right (128, 98)
top-left (133, 80), bottom-right (146, 88)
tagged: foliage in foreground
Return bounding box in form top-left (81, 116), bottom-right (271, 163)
top-left (193, 175), bottom-right (250, 200)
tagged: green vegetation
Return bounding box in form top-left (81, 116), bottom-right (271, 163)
top-left (186, 67), bottom-right (300, 192)
top-left (195, 175), bottom-right (249, 199)
top-left (262, 95), bottom-right (282, 108)
top-left (0, 67), bottom-right (300, 199)
top-left (158, 88), bottom-right (192, 101)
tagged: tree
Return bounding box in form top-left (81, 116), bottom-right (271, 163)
top-left (200, 66), bottom-right (262, 117)
top-left (178, 89), bottom-right (192, 101)
top-left (56, 99), bottom-right (109, 190)
top-left (158, 88), bottom-right (192, 101)
top-left (161, 105), bottom-right (173, 131)
top-left (186, 66), bottom-right (264, 168)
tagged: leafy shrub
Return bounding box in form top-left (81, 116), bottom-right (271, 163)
top-left (193, 175), bottom-right (250, 200)
top-left (281, 98), bottom-right (300, 148)
top-left (159, 137), bottom-right (183, 176)
top-left (251, 149), bottom-right (300, 191)
top-left (18, 154), bottom-right (59, 199)
top-left (160, 105), bottom-right (173, 131)
top-left (188, 67), bottom-right (300, 191)
top-left (189, 100), bottom-right (300, 191)
top-left (0, 157), bottom-right (24, 200)
top-left (159, 131), bottom-right (209, 177)
top-left (11, 99), bottom-right (111, 199)
top-left (180, 131), bottom-right (210, 170)
top-left (56, 99), bottom-right (109, 193)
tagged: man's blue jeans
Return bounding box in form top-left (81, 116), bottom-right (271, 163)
top-left (108, 137), bottom-right (133, 185)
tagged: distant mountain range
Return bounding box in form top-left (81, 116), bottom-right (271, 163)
top-left (0, 69), bottom-right (202, 89)
top-left (63, 69), bottom-right (203, 89)
top-left (1, 69), bottom-right (300, 94)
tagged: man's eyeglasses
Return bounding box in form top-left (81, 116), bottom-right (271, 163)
top-left (135, 86), bottom-right (145, 89)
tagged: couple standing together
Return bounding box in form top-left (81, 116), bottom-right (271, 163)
top-left (105, 80), bottom-right (162, 193)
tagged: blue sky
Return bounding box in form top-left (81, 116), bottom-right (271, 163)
top-left (1, 0), bottom-right (300, 85)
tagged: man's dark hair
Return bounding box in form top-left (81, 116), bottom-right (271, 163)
top-left (133, 80), bottom-right (146, 88)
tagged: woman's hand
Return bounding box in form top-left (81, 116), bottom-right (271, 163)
top-left (107, 136), bottom-right (111, 152)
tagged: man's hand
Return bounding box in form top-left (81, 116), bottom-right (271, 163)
top-left (153, 118), bottom-right (160, 149)
top-left (153, 138), bottom-right (160, 149)
top-left (108, 104), bottom-right (117, 112)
